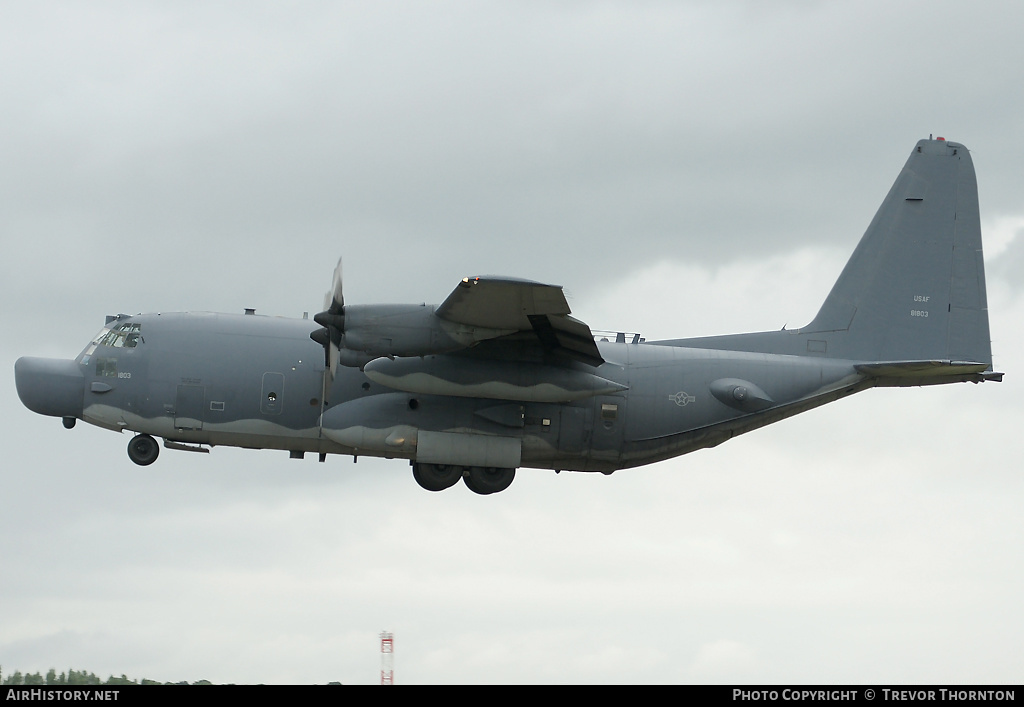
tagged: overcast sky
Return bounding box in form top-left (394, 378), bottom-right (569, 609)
top-left (2, 1), bottom-right (1022, 685)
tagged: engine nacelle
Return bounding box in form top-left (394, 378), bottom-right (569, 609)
top-left (341, 304), bottom-right (450, 357)
top-left (338, 304), bottom-right (514, 362)
top-left (363, 355), bottom-right (628, 402)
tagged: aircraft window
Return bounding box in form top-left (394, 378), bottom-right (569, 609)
top-left (96, 358), bottom-right (117, 378)
top-left (97, 323), bottom-right (142, 348)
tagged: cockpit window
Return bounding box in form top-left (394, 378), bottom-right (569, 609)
top-left (96, 358), bottom-right (118, 377)
top-left (95, 322), bottom-right (142, 348)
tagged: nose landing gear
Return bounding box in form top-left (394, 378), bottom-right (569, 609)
top-left (127, 434), bottom-right (160, 466)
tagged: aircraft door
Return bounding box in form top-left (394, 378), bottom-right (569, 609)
top-left (588, 395), bottom-right (626, 463)
top-left (557, 405), bottom-right (592, 456)
top-left (174, 384), bottom-right (205, 430)
top-left (261, 372), bottom-right (285, 415)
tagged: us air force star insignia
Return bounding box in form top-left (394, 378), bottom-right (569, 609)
top-left (669, 391), bottom-right (696, 406)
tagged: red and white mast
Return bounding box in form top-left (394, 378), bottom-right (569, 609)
top-left (380, 631), bottom-right (394, 685)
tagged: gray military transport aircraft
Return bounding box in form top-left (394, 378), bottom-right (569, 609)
top-left (15, 137), bottom-right (1002, 494)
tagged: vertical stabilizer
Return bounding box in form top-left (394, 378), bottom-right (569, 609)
top-left (805, 138), bottom-right (993, 367)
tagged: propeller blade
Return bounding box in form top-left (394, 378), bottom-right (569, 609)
top-left (312, 257), bottom-right (347, 384)
top-left (324, 257), bottom-right (344, 314)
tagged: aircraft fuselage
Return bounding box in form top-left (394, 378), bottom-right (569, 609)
top-left (19, 310), bottom-right (869, 475)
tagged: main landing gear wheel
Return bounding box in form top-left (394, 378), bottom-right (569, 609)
top-left (463, 466), bottom-right (516, 495)
top-left (127, 434), bottom-right (160, 466)
top-left (412, 462), bottom-right (462, 492)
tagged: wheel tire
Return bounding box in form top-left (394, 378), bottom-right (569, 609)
top-left (127, 434), bottom-right (160, 466)
top-left (412, 463), bottom-right (462, 492)
top-left (463, 466), bottom-right (515, 495)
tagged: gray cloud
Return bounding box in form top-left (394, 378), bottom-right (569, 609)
top-left (2, 0), bottom-right (1022, 684)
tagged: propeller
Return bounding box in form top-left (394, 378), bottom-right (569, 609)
top-left (310, 258), bottom-right (345, 376)
top-left (315, 257), bottom-right (345, 328)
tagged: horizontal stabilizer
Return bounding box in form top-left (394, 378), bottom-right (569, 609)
top-left (856, 359), bottom-right (1002, 383)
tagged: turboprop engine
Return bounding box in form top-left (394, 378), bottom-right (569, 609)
top-left (309, 259), bottom-right (601, 372)
top-left (313, 303), bottom-right (514, 364)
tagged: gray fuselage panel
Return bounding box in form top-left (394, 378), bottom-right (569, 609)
top-left (73, 311), bottom-right (864, 471)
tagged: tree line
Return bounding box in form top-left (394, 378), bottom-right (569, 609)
top-left (0, 667), bottom-right (212, 686)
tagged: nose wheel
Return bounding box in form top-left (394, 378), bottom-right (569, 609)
top-left (127, 434), bottom-right (160, 466)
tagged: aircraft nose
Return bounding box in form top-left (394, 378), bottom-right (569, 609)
top-left (15, 357), bottom-right (85, 419)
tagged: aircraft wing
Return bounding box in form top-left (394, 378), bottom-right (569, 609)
top-left (436, 277), bottom-right (605, 367)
